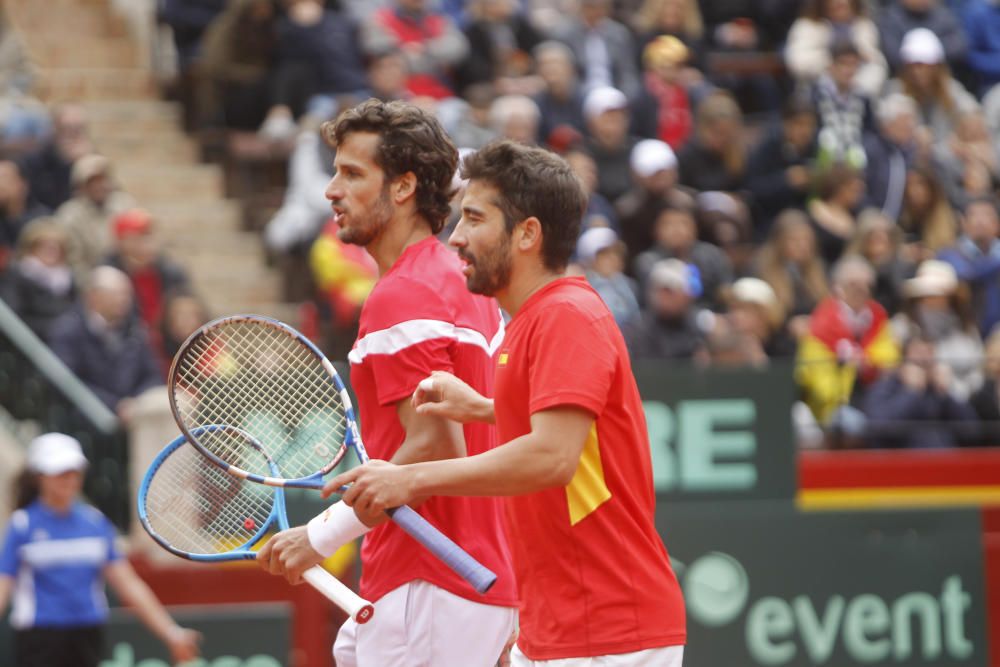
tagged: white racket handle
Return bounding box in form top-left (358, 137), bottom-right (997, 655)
top-left (302, 566), bottom-right (374, 624)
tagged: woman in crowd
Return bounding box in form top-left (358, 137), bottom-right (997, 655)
top-left (0, 218), bottom-right (76, 340)
top-left (882, 27), bottom-right (979, 145)
top-left (754, 209), bottom-right (830, 337)
top-left (807, 162), bottom-right (866, 265)
top-left (844, 208), bottom-right (916, 316)
top-left (897, 166), bottom-right (958, 260)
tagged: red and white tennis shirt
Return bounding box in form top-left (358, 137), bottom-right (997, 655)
top-left (348, 236), bottom-right (518, 607)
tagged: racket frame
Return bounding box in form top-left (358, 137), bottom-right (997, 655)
top-left (137, 432), bottom-right (374, 623)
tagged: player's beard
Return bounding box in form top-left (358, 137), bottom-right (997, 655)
top-left (337, 185), bottom-right (393, 247)
top-left (461, 232), bottom-right (512, 296)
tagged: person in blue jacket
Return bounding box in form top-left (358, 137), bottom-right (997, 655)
top-left (0, 433), bottom-right (200, 667)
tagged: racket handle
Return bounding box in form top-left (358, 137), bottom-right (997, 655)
top-left (302, 566), bottom-right (375, 624)
top-left (387, 505), bottom-right (498, 594)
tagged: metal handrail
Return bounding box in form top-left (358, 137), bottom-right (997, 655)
top-left (0, 298), bottom-right (119, 434)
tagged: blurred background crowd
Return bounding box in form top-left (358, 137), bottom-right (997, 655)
top-left (3, 0), bottom-right (1000, 452)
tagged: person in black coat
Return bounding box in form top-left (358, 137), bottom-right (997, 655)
top-left (20, 104), bottom-right (92, 211)
top-left (0, 219), bottom-right (75, 340)
top-left (862, 335), bottom-right (978, 448)
top-left (455, 0), bottom-right (542, 91)
top-left (745, 95), bottom-right (819, 240)
top-left (970, 329), bottom-right (1000, 445)
top-left (47, 266), bottom-right (164, 421)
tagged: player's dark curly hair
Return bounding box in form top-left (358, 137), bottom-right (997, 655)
top-left (461, 140), bottom-right (587, 271)
top-left (324, 99), bottom-right (458, 234)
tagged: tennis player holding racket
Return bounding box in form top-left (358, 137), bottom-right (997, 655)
top-left (256, 100), bottom-right (517, 666)
top-left (328, 141), bottom-right (687, 666)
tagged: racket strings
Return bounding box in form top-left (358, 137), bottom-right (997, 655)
top-left (174, 322), bottom-right (349, 479)
top-left (143, 443), bottom-right (274, 555)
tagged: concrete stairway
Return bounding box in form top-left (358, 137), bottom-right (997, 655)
top-left (7, 0), bottom-right (298, 324)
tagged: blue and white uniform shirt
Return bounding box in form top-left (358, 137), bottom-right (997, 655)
top-left (0, 500), bottom-right (122, 628)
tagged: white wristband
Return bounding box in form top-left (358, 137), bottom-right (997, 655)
top-left (307, 502), bottom-right (372, 557)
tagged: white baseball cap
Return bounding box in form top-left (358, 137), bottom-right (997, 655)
top-left (583, 86), bottom-right (628, 120)
top-left (630, 139), bottom-right (677, 178)
top-left (904, 259), bottom-right (958, 298)
top-left (576, 226), bottom-right (620, 264)
top-left (900, 28), bottom-right (945, 65)
top-left (27, 433), bottom-right (88, 476)
top-left (648, 258), bottom-right (692, 294)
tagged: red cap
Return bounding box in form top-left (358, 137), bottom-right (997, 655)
top-left (113, 209), bottom-right (153, 238)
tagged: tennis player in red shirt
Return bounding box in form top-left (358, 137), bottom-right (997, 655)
top-left (257, 101), bottom-right (518, 666)
top-left (328, 140), bottom-right (687, 666)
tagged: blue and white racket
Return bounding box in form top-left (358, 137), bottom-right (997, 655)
top-left (167, 315), bottom-right (497, 594)
top-left (137, 430), bottom-right (374, 623)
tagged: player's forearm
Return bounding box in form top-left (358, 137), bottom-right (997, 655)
top-left (409, 431), bottom-right (576, 498)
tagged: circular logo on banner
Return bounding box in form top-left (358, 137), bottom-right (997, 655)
top-left (684, 551), bottom-right (750, 627)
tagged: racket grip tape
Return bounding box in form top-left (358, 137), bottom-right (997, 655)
top-left (302, 566), bottom-right (375, 624)
top-left (387, 505), bottom-right (498, 594)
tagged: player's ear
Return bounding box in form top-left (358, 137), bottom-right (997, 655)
top-left (515, 217), bottom-right (543, 255)
top-left (393, 172), bottom-right (417, 203)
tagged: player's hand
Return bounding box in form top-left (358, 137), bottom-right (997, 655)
top-left (165, 626), bottom-right (201, 664)
top-left (413, 371), bottom-right (494, 423)
top-left (324, 460), bottom-right (414, 514)
top-left (255, 526), bottom-right (324, 585)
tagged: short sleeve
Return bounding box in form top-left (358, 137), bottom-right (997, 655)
top-left (103, 516), bottom-right (123, 563)
top-left (528, 301), bottom-right (617, 417)
top-left (360, 278), bottom-right (456, 407)
top-left (0, 511), bottom-right (27, 576)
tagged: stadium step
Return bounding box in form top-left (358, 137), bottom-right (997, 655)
top-left (117, 164), bottom-right (225, 204)
top-left (145, 199), bottom-right (244, 231)
top-left (34, 68), bottom-right (155, 101)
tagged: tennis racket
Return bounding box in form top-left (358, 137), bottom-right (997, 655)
top-left (167, 314), bottom-right (497, 594)
top-left (138, 429), bottom-right (375, 624)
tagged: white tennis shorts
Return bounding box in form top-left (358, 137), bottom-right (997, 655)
top-left (333, 579), bottom-right (517, 667)
top-left (510, 644), bottom-right (684, 667)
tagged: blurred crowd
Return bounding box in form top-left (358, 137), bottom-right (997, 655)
top-left (3, 0), bottom-right (1000, 450)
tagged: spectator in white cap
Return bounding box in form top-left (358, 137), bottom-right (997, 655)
top-left (582, 86), bottom-right (639, 203)
top-left (893, 258), bottom-right (984, 400)
top-left (727, 276), bottom-right (796, 357)
top-left (878, 0), bottom-right (968, 74)
top-left (0, 433), bottom-right (201, 667)
top-left (883, 27), bottom-right (979, 144)
top-left (615, 138), bottom-right (680, 262)
top-left (627, 257), bottom-right (709, 359)
top-left (574, 226), bottom-right (641, 332)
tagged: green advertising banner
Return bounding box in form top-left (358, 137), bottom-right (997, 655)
top-left (101, 603), bottom-right (291, 667)
top-left (657, 503), bottom-right (987, 667)
top-left (0, 603), bottom-right (291, 667)
top-left (635, 362), bottom-right (797, 501)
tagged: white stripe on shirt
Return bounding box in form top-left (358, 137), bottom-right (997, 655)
top-left (20, 537), bottom-right (107, 568)
top-left (348, 314), bottom-right (505, 365)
